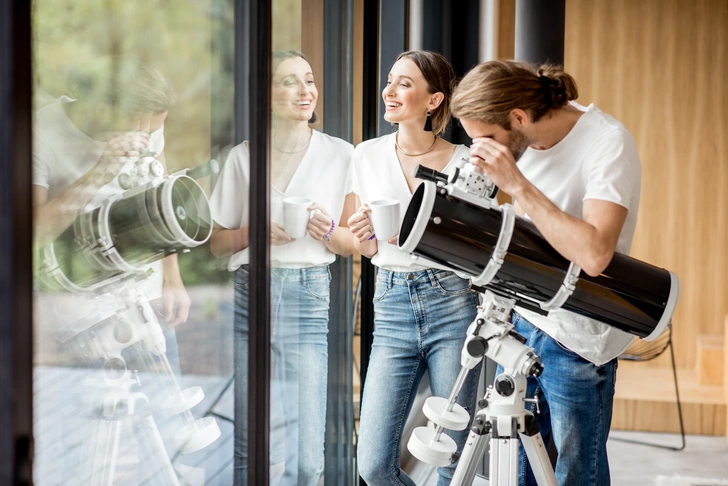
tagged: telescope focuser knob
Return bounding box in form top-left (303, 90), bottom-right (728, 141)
top-left (477, 398), bottom-right (488, 409)
top-left (494, 375), bottom-right (516, 397)
top-left (529, 362), bottom-right (544, 377)
top-left (466, 336), bottom-right (488, 358)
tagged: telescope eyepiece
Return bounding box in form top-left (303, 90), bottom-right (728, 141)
top-left (414, 164), bottom-right (449, 184)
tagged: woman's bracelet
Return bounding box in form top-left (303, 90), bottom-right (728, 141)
top-left (322, 219), bottom-right (336, 241)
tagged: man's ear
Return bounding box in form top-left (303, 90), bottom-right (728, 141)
top-left (428, 92), bottom-right (445, 110)
top-left (509, 108), bottom-right (530, 128)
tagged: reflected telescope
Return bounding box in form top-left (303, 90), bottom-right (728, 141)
top-left (398, 164), bottom-right (679, 341)
top-left (38, 160), bottom-right (217, 293)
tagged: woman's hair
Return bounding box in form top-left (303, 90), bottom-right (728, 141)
top-left (66, 56), bottom-right (176, 115)
top-left (272, 49), bottom-right (309, 75)
top-left (451, 60), bottom-right (578, 129)
top-left (395, 50), bottom-right (457, 136)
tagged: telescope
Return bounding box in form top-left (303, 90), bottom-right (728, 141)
top-left (398, 160), bottom-right (679, 340)
top-left (38, 160), bottom-right (216, 293)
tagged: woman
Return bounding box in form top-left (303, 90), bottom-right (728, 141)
top-left (209, 50), bottom-right (355, 486)
top-left (350, 51), bottom-right (481, 486)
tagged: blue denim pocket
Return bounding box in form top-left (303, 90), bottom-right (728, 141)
top-left (431, 270), bottom-right (472, 296)
top-left (234, 265), bottom-right (250, 290)
top-left (304, 267), bottom-right (331, 301)
top-left (373, 276), bottom-right (391, 302)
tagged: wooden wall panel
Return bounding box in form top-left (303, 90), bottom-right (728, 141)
top-left (564, 0), bottom-right (728, 368)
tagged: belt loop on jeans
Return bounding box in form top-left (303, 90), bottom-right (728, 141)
top-left (426, 268), bottom-right (437, 287)
top-left (387, 270), bottom-right (394, 289)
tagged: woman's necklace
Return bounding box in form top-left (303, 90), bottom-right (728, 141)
top-left (395, 132), bottom-right (437, 157)
top-left (273, 130), bottom-right (313, 154)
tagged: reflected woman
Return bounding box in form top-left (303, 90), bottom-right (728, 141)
top-left (209, 50), bottom-right (355, 485)
top-left (349, 51), bottom-right (481, 486)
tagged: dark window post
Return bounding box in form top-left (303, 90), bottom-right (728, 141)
top-left (239, 0), bottom-right (272, 484)
top-left (515, 0), bottom-right (565, 66)
top-left (0, 0), bottom-right (34, 484)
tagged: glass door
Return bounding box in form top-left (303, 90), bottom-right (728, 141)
top-left (30, 0), bottom-right (356, 484)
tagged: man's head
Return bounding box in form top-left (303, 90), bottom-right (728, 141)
top-left (66, 57), bottom-right (176, 136)
top-left (452, 60), bottom-right (579, 160)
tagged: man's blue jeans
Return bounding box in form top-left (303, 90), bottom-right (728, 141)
top-left (232, 265), bottom-right (331, 486)
top-left (498, 312), bottom-right (618, 486)
top-left (357, 269), bottom-right (481, 486)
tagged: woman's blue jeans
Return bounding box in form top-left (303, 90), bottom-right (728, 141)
top-left (498, 312), bottom-right (618, 486)
top-left (232, 265), bottom-right (331, 486)
top-left (357, 269), bottom-right (481, 486)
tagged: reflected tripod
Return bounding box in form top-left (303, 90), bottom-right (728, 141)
top-left (63, 277), bottom-right (220, 485)
top-left (407, 291), bottom-right (557, 486)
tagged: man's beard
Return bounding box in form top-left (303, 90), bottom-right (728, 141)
top-left (508, 128), bottom-right (532, 162)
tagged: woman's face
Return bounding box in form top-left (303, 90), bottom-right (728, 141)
top-left (271, 57), bottom-right (318, 123)
top-left (382, 58), bottom-right (435, 125)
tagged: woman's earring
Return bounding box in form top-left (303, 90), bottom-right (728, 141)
top-left (423, 111), bottom-right (432, 131)
top-left (308, 111), bottom-right (317, 124)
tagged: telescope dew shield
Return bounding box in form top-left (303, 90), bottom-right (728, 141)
top-left (398, 182), bottom-right (679, 341)
top-left (40, 174), bottom-right (212, 292)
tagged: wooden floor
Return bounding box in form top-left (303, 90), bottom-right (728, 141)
top-left (33, 366), bottom-right (235, 485)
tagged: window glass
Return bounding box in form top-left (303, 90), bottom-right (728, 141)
top-left (31, 0), bottom-right (355, 484)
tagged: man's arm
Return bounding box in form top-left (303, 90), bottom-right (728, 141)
top-left (471, 137), bottom-right (628, 277)
top-left (512, 191), bottom-right (627, 276)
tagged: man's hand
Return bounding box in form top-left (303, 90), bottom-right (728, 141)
top-left (161, 254), bottom-right (191, 327)
top-left (161, 274), bottom-right (191, 328)
top-left (469, 137), bottom-right (528, 197)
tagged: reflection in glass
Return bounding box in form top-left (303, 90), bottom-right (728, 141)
top-left (31, 1), bottom-right (239, 478)
top-left (209, 50), bottom-right (356, 485)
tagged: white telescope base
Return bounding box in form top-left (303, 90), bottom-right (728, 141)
top-left (408, 426), bottom-right (457, 467)
top-left (175, 416), bottom-right (222, 454)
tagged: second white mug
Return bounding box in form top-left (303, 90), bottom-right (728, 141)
top-left (369, 199), bottom-right (400, 241)
top-left (283, 197), bottom-right (313, 238)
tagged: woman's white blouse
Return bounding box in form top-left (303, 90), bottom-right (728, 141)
top-left (210, 130), bottom-right (354, 270)
top-left (352, 132), bottom-right (471, 272)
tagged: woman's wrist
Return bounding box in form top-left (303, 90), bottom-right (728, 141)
top-left (322, 219), bottom-right (335, 241)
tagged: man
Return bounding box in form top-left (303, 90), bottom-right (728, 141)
top-left (451, 60), bottom-right (641, 485)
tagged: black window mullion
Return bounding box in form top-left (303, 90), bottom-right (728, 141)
top-left (241, 0), bottom-right (272, 484)
top-left (0, 0), bottom-right (34, 484)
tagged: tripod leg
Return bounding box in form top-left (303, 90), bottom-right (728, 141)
top-left (519, 415), bottom-right (557, 486)
top-left (451, 415), bottom-right (490, 486)
top-left (134, 413), bottom-right (182, 486)
top-left (87, 419), bottom-right (123, 486)
top-left (488, 419), bottom-right (519, 486)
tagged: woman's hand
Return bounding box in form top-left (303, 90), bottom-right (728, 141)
top-left (307, 203), bottom-right (334, 240)
top-left (347, 204), bottom-right (375, 243)
top-left (271, 222), bottom-right (293, 245)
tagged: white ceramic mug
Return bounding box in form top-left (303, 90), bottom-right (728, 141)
top-left (369, 199), bottom-right (400, 241)
top-left (283, 197), bottom-right (313, 238)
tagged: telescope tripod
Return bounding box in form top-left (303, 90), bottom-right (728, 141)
top-left (407, 291), bottom-right (557, 486)
top-left (63, 278), bottom-right (220, 485)
top-left (84, 371), bottom-right (180, 486)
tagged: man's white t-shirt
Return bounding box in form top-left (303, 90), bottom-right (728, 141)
top-left (352, 132), bottom-right (472, 272)
top-left (209, 130), bottom-right (354, 270)
top-left (515, 102), bottom-right (642, 365)
top-left (32, 97), bottom-right (166, 300)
